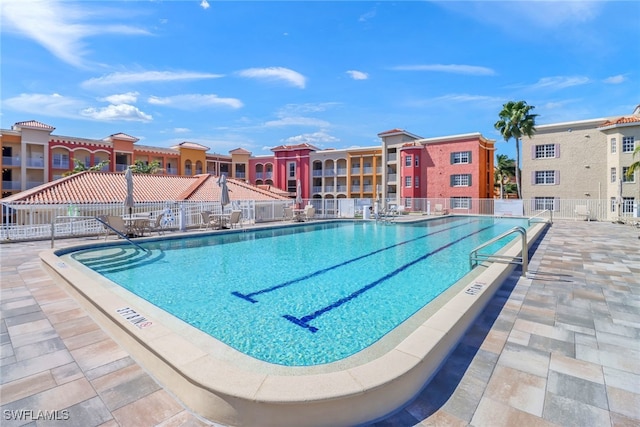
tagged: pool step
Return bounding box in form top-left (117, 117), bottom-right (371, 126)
top-left (73, 247), bottom-right (165, 274)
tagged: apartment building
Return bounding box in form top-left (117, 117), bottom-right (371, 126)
top-left (521, 109), bottom-right (640, 220)
top-left (379, 129), bottom-right (495, 209)
top-left (2, 120), bottom-right (493, 206)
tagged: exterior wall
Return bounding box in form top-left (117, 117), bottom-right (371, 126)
top-left (1, 133), bottom-right (24, 196)
top-left (600, 123), bottom-right (640, 217)
top-left (178, 147), bottom-right (207, 176)
top-left (272, 147), bottom-right (313, 198)
top-left (230, 151), bottom-right (250, 181)
top-left (399, 146), bottom-right (423, 200)
top-left (248, 156), bottom-right (274, 185)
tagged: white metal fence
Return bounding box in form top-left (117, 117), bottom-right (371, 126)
top-left (1, 197), bottom-right (636, 242)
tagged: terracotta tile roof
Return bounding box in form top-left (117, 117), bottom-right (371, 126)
top-left (106, 132), bottom-right (139, 142)
top-left (230, 147), bottom-right (252, 155)
top-left (270, 143), bottom-right (318, 152)
top-left (1, 172), bottom-right (289, 205)
top-left (14, 120), bottom-right (55, 131)
top-left (172, 141), bottom-right (210, 151)
top-left (377, 128), bottom-right (405, 136)
top-left (599, 116), bottom-right (640, 128)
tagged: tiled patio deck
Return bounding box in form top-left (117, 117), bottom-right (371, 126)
top-left (1, 220), bottom-right (639, 426)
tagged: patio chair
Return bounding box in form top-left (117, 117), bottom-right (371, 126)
top-left (105, 215), bottom-right (129, 239)
top-left (147, 212), bottom-right (166, 235)
top-left (434, 204), bottom-right (448, 215)
top-left (303, 205), bottom-right (315, 221)
top-left (229, 210), bottom-right (242, 229)
top-left (200, 211), bottom-right (218, 230)
top-left (96, 215), bottom-right (109, 240)
top-left (575, 205), bottom-right (591, 221)
top-left (283, 207), bottom-right (294, 221)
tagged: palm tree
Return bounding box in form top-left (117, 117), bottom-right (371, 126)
top-left (494, 154), bottom-right (516, 199)
top-left (131, 160), bottom-right (162, 174)
top-left (494, 101), bottom-right (538, 199)
top-left (626, 144), bottom-right (640, 180)
top-left (62, 159), bottom-right (110, 177)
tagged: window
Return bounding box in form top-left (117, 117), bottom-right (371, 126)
top-left (451, 151), bottom-right (471, 164)
top-left (451, 174), bottom-right (471, 187)
top-left (52, 153), bottom-right (69, 168)
top-left (611, 168), bottom-right (617, 183)
top-left (622, 136), bottom-right (635, 153)
top-left (622, 197), bottom-right (635, 214)
top-left (288, 162), bottom-right (296, 178)
top-left (611, 138), bottom-right (617, 153)
top-left (405, 155), bottom-right (412, 167)
top-left (534, 144), bottom-right (556, 159)
top-left (451, 197), bottom-right (471, 209)
top-left (534, 197), bottom-right (556, 211)
top-left (610, 197), bottom-right (616, 213)
top-left (623, 166), bottom-right (635, 183)
top-left (405, 176), bottom-right (412, 187)
top-left (415, 156), bottom-right (419, 167)
top-left (534, 170), bottom-right (557, 185)
top-left (415, 176), bottom-right (419, 188)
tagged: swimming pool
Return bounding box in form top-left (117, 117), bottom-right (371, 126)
top-left (66, 216), bottom-right (525, 366)
top-left (43, 216), bottom-right (548, 427)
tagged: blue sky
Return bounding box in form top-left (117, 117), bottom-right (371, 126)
top-left (2, 1), bottom-right (638, 161)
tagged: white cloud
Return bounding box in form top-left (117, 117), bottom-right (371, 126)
top-left (81, 104), bottom-right (152, 122)
top-left (200, 0), bottom-right (210, 10)
top-left (529, 76), bottom-right (590, 90)
top-left (282, 131), bottom-right (340, 145)
top-left (147, 94), bottom-right (243, 109)
top-left (82, 71), bottom-right (224, 87)
top-left (359, 7), bottom-right (377, 22)
top-left (1, 0), bottom-right (150, 68)
top-left (264, 117), bottom-right (330, 127)
top-left (603, 74), bottom-right (626, 84)
top-left (237, 67), bottom-right (306, 88)
top-left (279, 102), bottom-right (340, 115)
top-left (391, 64), bottom-right (495, 76)
top-left (174, 127), bottom-right (191, 134)
top-left (100, 92), bottom-right (139, 104)
top-left (346, 70), bottom-right (369, 80)
top-left (3, 93), bottom-right (87, 118)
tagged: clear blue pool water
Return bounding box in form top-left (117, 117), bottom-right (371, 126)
top-left (68, 216), bottom-right (529, 366)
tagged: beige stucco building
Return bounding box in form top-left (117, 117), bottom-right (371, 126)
top-left (521, 108), bottom-right (640, 220)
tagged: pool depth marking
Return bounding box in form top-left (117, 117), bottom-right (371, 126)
top-left (283, 224), bottom-right (495, 333)
top-left (231, 219), bottom-right (470, 303)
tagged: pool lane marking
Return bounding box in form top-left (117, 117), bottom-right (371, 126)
top-left (282, 224), bottom-right (495, 333)
top-left (231, 218), bottom-right (471, 303)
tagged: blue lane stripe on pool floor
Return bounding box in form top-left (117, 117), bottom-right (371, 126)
top-left (231, 218), bottom-right (471, 303)
top-left (282, 224), bottom-right (495, 333)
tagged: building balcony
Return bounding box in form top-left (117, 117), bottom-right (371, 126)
top-left (387, 153), bottom-right (397, 162)
top-left (351, 168), bottom-right (361, 174)
top-left (336, 185), bottom-right (347, 192)
top-left (115, 164), bottom-right (128, 172)
top-left (2, 156), bottom-right (21, 166)
top-left (324, 185), bottom-right (335, 192)
top-left (336, 168), bottom-right (347, 176)
top-left (312, 170), bottom-right (323, 177)
top-left (26, 180), bottom-right (44, 189)
top-left (387, 174), bottom-right (397, 182)
top-left (26, 157), bottom-right (45, 168)
top-left (166, 167), bottom-right (178, 175)
top-left (363, 167), bottom-right (373, 174)
top-left (324, 170), bottom-right (335, 176)
top-left (235, 172), bottom-right (246, 179)
top-left (363, 185), bottom-right (373, 192)
top-left (2, 180), bottom-right (22, 190)
top-left (312, 186), bottom-right (322, 193)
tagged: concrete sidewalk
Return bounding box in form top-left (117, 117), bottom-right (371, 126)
top-left (1, 221), bottom-right (639, 426)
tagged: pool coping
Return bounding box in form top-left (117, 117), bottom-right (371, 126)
top-left (40, 218), bottom-right (550, 427)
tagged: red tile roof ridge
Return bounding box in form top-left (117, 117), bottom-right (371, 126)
top-left (599, 116), bottom-right (640, 128)
top-left (14, 120), bottom-right (56, 131)
top-left (177, 174), bottom-right (210, 200)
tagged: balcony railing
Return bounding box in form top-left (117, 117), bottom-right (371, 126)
top-left (26, 181), bottom-right (45, 189)
top-left (387, 174), bottom-right (397, 182)
top-left (363, 167), bottom-right (373, 174)
top-left (351, 168), bottom-right (360, 174)
top-left (324, 186), bottom-right (335, 192)
top-left (363, 185), bottom-right (373, 192)
top-left (324, 170), bottom-right (335, 176)
top-left (312, 186), bottom-right (322, 193)
top-left (387, 153), bottom-right (397, 162)
top-left (26, 158), bottom-right (45, 168)
top-left (115, 164), bottom-right (128, 172)
top-left (337, 168), bottom-right (347, 175)
top-left (2, 180), bottom-right (22, 190)
top-left (312, 170), bottom-right (323, 177)
top-left (166, 167), bottom-right (178, 175)
top-left (2, 156), bottom-right (21, 166)
top-left (336, 185), bottom-right (347, 192)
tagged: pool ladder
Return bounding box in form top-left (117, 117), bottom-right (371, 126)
top-left (469, 226), bottom-right (528, 277)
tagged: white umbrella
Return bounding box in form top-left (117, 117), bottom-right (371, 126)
top-left (295, 179), bottom-right (302, 208)
top-left (124, 167), bottom-right (135, 217)
top-left (218, 174), bottom-right (230, 209)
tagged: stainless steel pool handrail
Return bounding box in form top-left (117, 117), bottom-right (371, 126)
top-left (528, 209), bottom-right (553, 225)
top-left (94, 216), bottom-right (149, 253)
top-left (469, 226), bottom-right (528, 277)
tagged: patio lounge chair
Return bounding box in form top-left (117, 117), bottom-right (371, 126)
top-left (229, 210), bottom-right (242, 229)
top-left (575, 205), bottom-right (591, 221)
top-left (434, 204), bottom-right (448, 215)
top-left (303, 205), bottom-right (315, 221)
